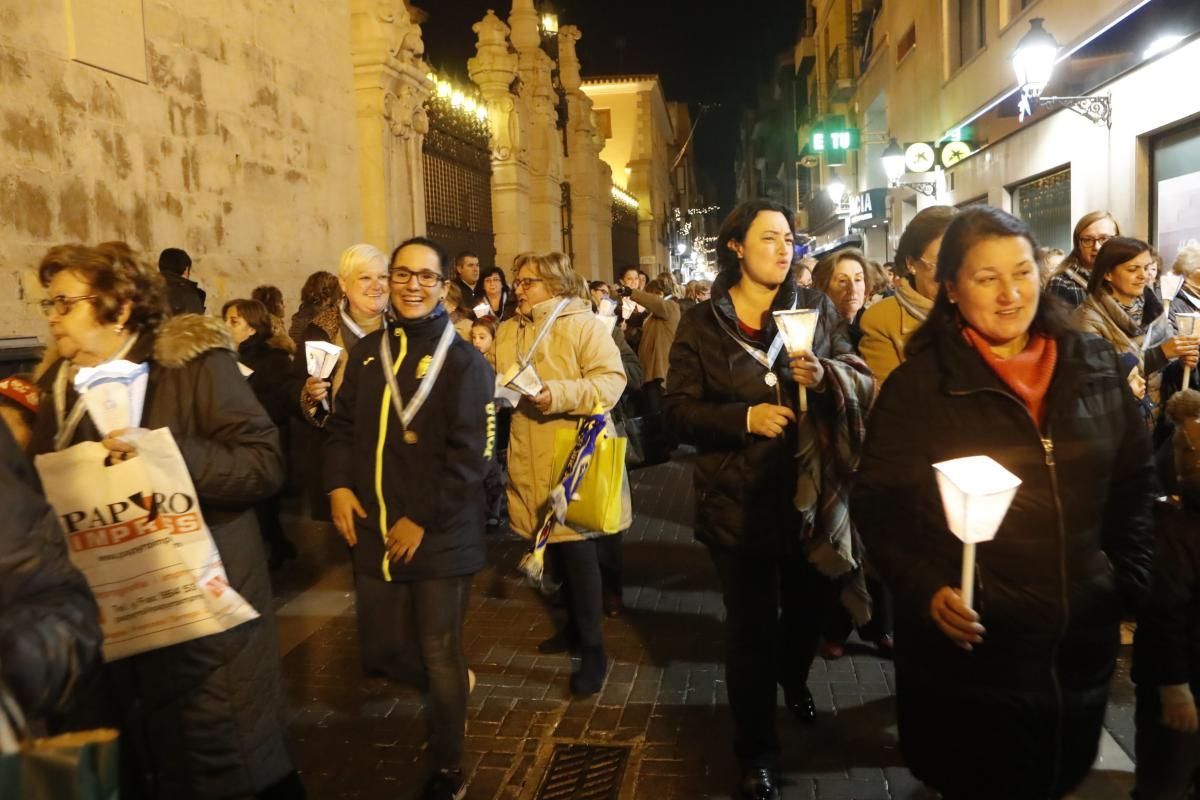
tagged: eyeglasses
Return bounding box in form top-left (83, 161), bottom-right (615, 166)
top-left (1079, 235), bottom-right (1112, 249)
top-left (39, 295), bottom-right (97, 317)
top-left (389, 269), bottom-right (446, 287)
top-left (513, 277), bottom-right (545, 291)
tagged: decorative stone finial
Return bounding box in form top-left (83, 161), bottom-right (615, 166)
top-left (557, 25), bottom-right (582, 92)
top-left (508, 0), bottom-right (541, 51)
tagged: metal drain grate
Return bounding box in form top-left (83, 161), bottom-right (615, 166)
top-left (534, 744), bottom-right (629, 800)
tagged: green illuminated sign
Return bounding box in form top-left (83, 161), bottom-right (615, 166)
top-left (810, 118), bottom-right (860, 153)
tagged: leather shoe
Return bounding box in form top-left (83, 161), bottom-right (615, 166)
top-left (537, 628), bottom-right (577, 654)
top-left (740, 767), bottom-right (779, 800)
top-left (783, 684), bottom-right (816, 724)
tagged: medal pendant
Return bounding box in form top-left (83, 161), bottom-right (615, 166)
top-left (403, 429), bottom-right (419, 445)
top-left (764, 372), bottom-right (778, 388)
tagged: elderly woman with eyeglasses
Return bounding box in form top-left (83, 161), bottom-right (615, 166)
top-left (30, 242), bottom-right (301, 799)
top-left (495, 252), bottom-right (630, 697)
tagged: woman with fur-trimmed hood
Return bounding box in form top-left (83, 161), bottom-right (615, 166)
top-left (30, 242), bottom-right (301, 800)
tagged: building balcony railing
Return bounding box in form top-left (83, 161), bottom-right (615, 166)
top-left (826, 43), bottom-right (855, 105)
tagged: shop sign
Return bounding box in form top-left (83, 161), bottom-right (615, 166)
top-left (849, 188), bottom-right (889, 226)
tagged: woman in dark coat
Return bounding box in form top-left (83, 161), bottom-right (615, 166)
top-left (0, 419), bottom-right (101, 719)
top-left (30, 242), bottom-right (299, 799)
top-left (664, 199), bottom-right (874, 800)
top-left (225, 298), bottom-right (299, 568)
top-left (852, 206), bottom-right (1156, 799)
top-left (325, 237), bottom-right (494, 800)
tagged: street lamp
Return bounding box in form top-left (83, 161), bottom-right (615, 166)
top-left (540, 12), bottom-right (559, 35)
top-left (881, 138), bottom-right (906, 184)
top-left (880, 137), bottom-right (937, 197)
top-left (826, 171), bottom-right (846, 206)
top-left (1012, 18), bottom-right (1112, 127)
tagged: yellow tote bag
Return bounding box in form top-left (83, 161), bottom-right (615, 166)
top-left (551, 425), bottom-right (627, 533)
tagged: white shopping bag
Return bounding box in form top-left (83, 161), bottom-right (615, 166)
top-left (34, 428), bottom-right (259, 661)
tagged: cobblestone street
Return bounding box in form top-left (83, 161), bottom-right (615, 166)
top-left (271, 454), bottom-right (1139, 799)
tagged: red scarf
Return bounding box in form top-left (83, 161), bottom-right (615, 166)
top-left (963, 328), bottom-right (1058, 428)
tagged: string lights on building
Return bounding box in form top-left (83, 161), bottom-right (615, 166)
top-left (611, 185), bottom-right (639, 209)
top-left (424, 71), bottom-right (490, 130)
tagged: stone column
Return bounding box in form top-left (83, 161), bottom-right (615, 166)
top-left (349, 0), bottom-right (432, 250)
top-left (469, 9), bottom-right (530, 272)
top-left (558, 25), bottom-right (602, 281)
top-left (510, 0), bottom-right (563, 254)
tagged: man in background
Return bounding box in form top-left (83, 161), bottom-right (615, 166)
top-left (159, 247), bottom-right (206, 315)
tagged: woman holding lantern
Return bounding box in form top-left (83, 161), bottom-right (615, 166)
top-left (852, 206), bottom-right (1156, 799)
top-left (664, 199), bottom-right (874, 800)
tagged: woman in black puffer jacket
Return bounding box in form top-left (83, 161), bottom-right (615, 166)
top-left (852, 206), bottom-right (1155, 799)
top-left (665, 199), bottom-right (875, 800)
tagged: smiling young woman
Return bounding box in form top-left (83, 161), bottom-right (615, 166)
top-left (1072, 236), bottom-right (1200, 377)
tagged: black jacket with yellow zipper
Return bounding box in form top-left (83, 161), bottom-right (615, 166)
top-left (324, 308), bottom-right (495, 582)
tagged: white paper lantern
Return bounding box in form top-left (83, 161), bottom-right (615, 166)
top-left (933, 455), bottom-right (1022, 545)
top-left (1161, 272), bottom-right (1186, 303)
top-left (773, 309), bottom-right (820, 355)
top-left (1177, 312), bottom-right (1200, 337)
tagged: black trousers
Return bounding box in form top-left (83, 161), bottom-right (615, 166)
top-left (548, 539), bottom-right (605, 649)
top-left (355, 573), bottom-right (473, 771)
top-left (596, 532), bottom-right (623, 599)
top-left (709, 546), bottom-right (836, 769)
top-left (1135, 683), bottom-right (1200, 799)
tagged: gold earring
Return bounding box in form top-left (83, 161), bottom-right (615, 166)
top-left (114, 324), bottom-right (124, 333)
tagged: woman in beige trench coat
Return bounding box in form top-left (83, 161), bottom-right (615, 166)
top-left (495, 251), bottom-right (630, 696)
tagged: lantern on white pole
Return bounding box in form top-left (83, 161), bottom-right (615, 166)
top-left (1178, 312), bottom-right (1200, 390)
top-left (773, 309), bottom-right (820, 413)
top-left (1161, 271), bottom-right (1186, 304)
top-left (932, 456), bottom-right (1022, 609)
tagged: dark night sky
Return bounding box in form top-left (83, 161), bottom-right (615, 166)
top-left (417, 0), bottom-right (804, 211)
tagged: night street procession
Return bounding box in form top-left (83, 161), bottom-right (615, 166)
top-left (4, 0), bottom-right (1200, 798)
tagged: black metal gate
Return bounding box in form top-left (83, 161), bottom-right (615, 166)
top-left (422, 98), bottom-right (496, 267)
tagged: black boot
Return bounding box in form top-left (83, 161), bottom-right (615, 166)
top-left (420, 769), bottom-right (465, 800)
top-left (538, 626), bottom-right (578, 654)
top-left (783, 684), bottom-right (816, 724)
top-left (570, 645), bottom-right (607, 696)
top-left (740, 767), bottom-right (779, 800)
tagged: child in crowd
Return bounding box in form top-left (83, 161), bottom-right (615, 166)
top-left (470, 318), bottom-right (496, 369)
top-left (0, 376), bottom-right (40, 450)
top-left (1133, 388), bottom-right (1200, 799)
top-left (444, 282), bottom-right (474, 340)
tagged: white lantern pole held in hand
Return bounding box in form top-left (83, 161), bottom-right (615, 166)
top-left (773, 309), bottom-right (820, 414)
top-left (1178, 313), bottom-right (1200, 390)
top-left (932, 456), bottom-right (1022, 610)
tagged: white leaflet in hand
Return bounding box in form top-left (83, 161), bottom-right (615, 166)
top-left (237, 362), bottom-right (254, 377)
top-left (773, 309), bottom-right (820, 354)
top-left (501, 361), bottom-right (545, 397)
top-left (495, 373), bottom-right (522, 406)
top-left (473, 301), bottom-right (492, 319)
top-left (74, 360), bottom-right (149, 436)
top-left (598, 297), bottom-right (618, 317)
top-left (305, 340), bottom-right (343, 379)
top-left (596, 313), bottom-right (619, 334)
